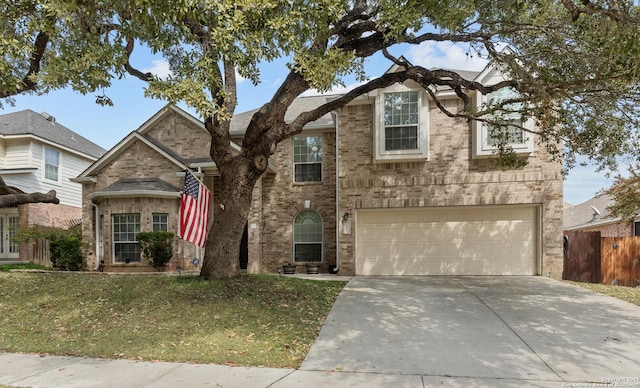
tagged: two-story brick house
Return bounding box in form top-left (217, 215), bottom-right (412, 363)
top-left (76, 61), bottom-right (563, 277)
top-left (0, 110), bottom-right (105, 262)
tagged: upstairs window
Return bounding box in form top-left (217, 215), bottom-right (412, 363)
top-left (473, 87), bottom-right (534, 158)
top-left (293, 136), bottom-right (322, 182)
top-left (44, 147), bottom-right (60, 181)
top-left (374, 85), bottom-right (429, 162)
top-left (384, 91), bottom-right (419, 151)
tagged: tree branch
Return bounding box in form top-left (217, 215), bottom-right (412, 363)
top-left (123, 39), bottom-right (153, 82)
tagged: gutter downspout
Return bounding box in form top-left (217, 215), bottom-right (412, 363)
top-left (333, 110), bottom-right (340, 273)
top-left (89, 199), bottom-right (100, 271)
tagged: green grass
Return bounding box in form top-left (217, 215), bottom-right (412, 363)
top-left (567, 281), bottom-right (640, 306)
top-left (0, 272), bottom-right (344, 368)
top-left (0, 263), bottom-right (50, 272)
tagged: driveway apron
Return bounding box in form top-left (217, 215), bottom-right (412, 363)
top-left (300, 276), bottom-right (640, 384)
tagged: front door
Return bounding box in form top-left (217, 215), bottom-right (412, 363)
top-left (0, 210), bottom-right (20, 260)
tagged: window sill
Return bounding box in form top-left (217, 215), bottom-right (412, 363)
top-left (292, 181), bottom-right (324, 186)
top-left (473, 145), bottom-right (533, 159)
top-left (374, 153), bottom-right (428, 163)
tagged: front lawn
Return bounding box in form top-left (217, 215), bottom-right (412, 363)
top-left (567, 281), bottom-right (640, 306)
top-left (0, 263), bottom-right (50, 272)
top-left (0, 272), bottom-right (344, 368)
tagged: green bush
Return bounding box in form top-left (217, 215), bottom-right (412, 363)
top-left (50, 235), bottom-right (84, 271)
top-left (136, 231), bottom-right (174, 269)
top-left (14, 225), bottom-right (84, 271)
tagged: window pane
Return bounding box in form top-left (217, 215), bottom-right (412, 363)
top-left (294, 163), bottom-right (322, 182)
top-left (113, 213), bottom-right (141, 262)
top-left (384, 92), bottom-right (419, 151)
top-left (294, 244), bottom-right (322, 263)
top-left (153, 213), bottom-right (168, 232)
top-left (486, 123), bottom-right (524, 146)
top-left (484, 88), bottom-right (525, 146)
top-left (44, 148), bottom-right (60, 181)
top-left (293, 210), bottom-right (322, 263)
top-left (294, 136), bottom-right (322, 182)
top-left (385, 126), bottom-right (418, 151)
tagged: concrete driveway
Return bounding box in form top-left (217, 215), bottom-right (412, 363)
top-left (292, 276), bottom-right (640, 387)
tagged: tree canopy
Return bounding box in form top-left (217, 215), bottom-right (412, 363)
top-left (3, 0), bottom-right (640, 277)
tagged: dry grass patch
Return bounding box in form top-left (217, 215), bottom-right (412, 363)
top-left (566, 281), bottom-right (640, 306)
top-left (0, 272), bottom-right (344, 368)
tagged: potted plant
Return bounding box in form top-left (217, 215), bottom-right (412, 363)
top-left (282, 263), bottom-right (297, 274)
top-left (305, 262), bottom-right (320, 274)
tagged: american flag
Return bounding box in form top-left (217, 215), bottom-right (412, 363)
top-left (178, 171), bottom-right (211, 248)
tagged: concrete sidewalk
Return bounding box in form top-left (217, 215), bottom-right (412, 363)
top-left (2, 276), bottom-right (640, 387)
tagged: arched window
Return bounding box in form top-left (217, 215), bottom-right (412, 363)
top-left (293, 210), bottom-right (322, 263)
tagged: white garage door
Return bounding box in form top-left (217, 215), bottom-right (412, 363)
top-left (356, 205), bottom-right (538, 275)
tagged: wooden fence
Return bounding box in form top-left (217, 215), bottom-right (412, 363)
top-left (30, 239), bottom-right (52, 267)
top-left (563, 230), bottom-right (640, 287)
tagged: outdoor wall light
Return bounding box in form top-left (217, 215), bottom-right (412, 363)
top-left (343, 212), bottom-right (350, 222)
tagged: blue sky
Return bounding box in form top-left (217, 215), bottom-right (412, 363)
top-left (0, 41), bottom-right (610, 205)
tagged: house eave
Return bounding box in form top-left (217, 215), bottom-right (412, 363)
top-left (0, 133), bottom-right (101, 161)
top-left (88, 190), bottom-right (181, 201)
top-left (70, 176), bottom-right (97, 184)
top-left (0, 167), bottom-right (38, 175)
top-left (563, 217), bottom-right (623, 231)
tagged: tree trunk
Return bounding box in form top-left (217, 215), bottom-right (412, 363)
top-left (200, 157), bottom-right (261, 280)
top-left (0, 190), bottom-right (59, 207)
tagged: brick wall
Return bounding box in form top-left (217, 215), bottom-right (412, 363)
top-left (81, 110), bottom-right (212, 272)
top-left (577, 222), bottom-right (633, 238)
top-left (256, 131), bottom-right (337, 273)
top-left (334, 98), bottom-right (563, 277)
top-left (18, 202), bottom-right (82, 264)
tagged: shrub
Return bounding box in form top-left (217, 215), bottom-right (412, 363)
top-left (14, 225), bottom-right (84, 271)
top-left (49, 235), bottom-right (84, 271)
top-left (136, 231), bottom-right (174, 269)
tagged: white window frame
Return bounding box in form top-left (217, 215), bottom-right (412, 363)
top-left (293, 135), bottom-right (323, 183)
top-left (373, 83), bottom-right (429, 162)
top-left (112, 213), bottom-right (141, 263)
top-left (472, 89), bottom-right (534, 159)
top-left (43, 146), bottom-right (60, 182)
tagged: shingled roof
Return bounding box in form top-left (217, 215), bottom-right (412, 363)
top-left (0, 109), bottom-right (106, 159)
top-left (563, 194), bottom-right (619, 230)
top-left (229, 95), bottom-right (336, 136)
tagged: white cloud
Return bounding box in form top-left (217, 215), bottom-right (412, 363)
top-left (563, 166), bottom-right (613, 205)
top-left (235, 69), bottom-right (247, 84)
top-left (407, 41), bottom-right (489, 71)
top-left (142, 59), bottom-right (172, 79)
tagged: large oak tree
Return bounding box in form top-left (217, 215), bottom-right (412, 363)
top-left (2, 0), bottom-right (640, 278)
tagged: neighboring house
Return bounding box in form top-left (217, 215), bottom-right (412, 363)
top-left (75, 61), bottom-right (563, 277)
top-left (0, 110), bottom-right (106, 262)
top-left (563, 194), bottom-right (638, 237)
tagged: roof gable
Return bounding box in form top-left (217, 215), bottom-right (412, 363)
top-left (137, 104), bottom-right (207, 135)
top-left (74, 132), bottom-right (188, 180)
